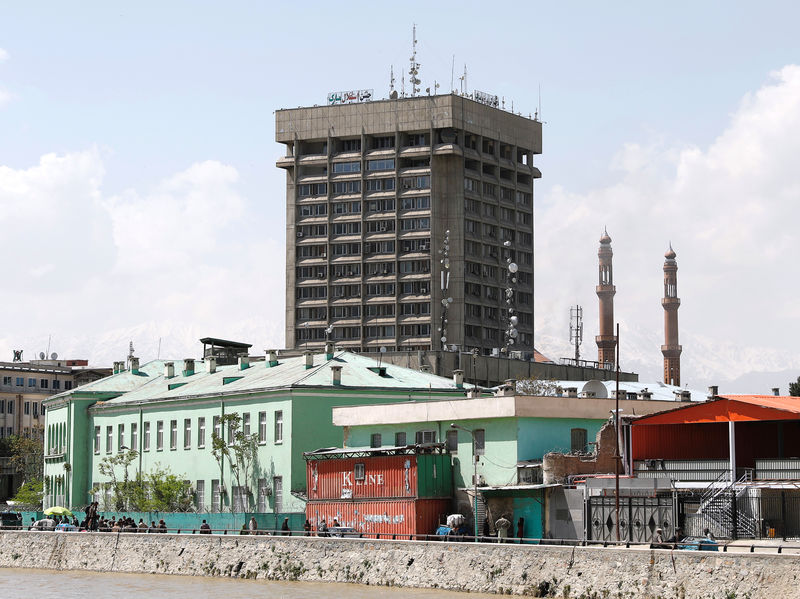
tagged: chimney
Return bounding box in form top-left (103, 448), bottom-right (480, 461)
top-left (129, 357), bottom-right (140, 375)
top-left (238, 356), bottom-right (250, 371)
top-left (267, 349), bottom-right (278, 367)
top-left (183, 358), bottom-right (195, 377)
top-left (325, 342), bottom-right (335, 361)
top-left (330, 365), bottom-right (343, 386)
top-left (164, 362), bottom-right (175, 378)
top-left (205, 356), bottom-right (217, 374)
top-left (304, 351), bottom-right (314, 370)
top-left (772, 387), bottom-right (780, 396)
top-left (112, 361), bottom-right (123, 374)
top-left (420, 364), bottom-right (432, 373)
top-left (453, 369), bottom-right (464, 388)
top-left (614, 389), bottom-right (626, 401)
top-left (566, 387), bottom-right (578, 398)
top-left (708, 385), bottom-right (718, 398)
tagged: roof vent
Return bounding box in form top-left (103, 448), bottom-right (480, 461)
top-left (164, 362), bottom-right (175, 379)
top-left (453, 369), bottom-right (464, 389)
top-left (420, 364), bottom-right (432, 373)
top-left (325, 342), bottom-right (335, 361)
top-left (113, 361), bottom-right (124, 375)
top-left (267, 349), bottom-right (279, 367)
top-left (579, 391), bottom-right (596, 398)
top-left (678, 390), bottom-right (692, 402)
top-left (614, 389), bottom-right (626, 400)
top-left (239, 356), bottom-right (250, 371)
top-left (495, 379), bottom-right (516, 397)
top-left (205, 357), bottom-right (217, 374)
top-left (129, 357), bottom-right (140, 375)
top-left (637, 388), bottom-right (653, 400)
top-left (367, 366), bottom-right (389, 377)
top-left (708, 385), bottom-right (718, 399)
top-left (304, 351), bottom-right (314, 370)
top-left (565, 387), bottom-right (578, 398)
top-left (772, 387), bottom-right (780, 396)
top-left (331, 365), bottom-right (343, 386)
top-left (183, 358), bottom-right (195, 377)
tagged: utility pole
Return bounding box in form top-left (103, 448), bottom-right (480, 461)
top-left (614, 322), bottom-right (621, 542)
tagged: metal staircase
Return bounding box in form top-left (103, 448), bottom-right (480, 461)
top-left (697, 471), bottom-right (758, 538)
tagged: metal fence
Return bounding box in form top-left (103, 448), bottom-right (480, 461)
top-left (679, 491), bottom-right (800, 540)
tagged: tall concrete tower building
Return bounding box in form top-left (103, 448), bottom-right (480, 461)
top-left (595, 229), bottom-right (617, 367)
top-left (661, 245), bottom-right (682, 385)
top-left (276, 94), bottom-right (542, 355)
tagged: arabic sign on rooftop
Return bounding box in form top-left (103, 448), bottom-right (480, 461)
top-left (327, 89), bottom-right (374, 105)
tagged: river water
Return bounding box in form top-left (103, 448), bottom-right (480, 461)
top-left (1, 568), bottom-right (496, 598)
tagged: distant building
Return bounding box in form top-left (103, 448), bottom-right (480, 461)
top-left (0, 354), bottom-right (110, 501)
top-left (661, 245), bottom-right (682, 385)
top-left (276, 94), bottom-right (542, 357)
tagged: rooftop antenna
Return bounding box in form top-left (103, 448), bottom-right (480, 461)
top-left (459, 64), bottom-right (468, 95)
top-left (569, 305), bottom-right (583, 362)
top-left (450, 55), bottom-right (455, 93)
top-left (46, 334), bottom-right (51, 359)
top-left (157, 337), bottom-right (162, 359)
top-left (390, 65), bottom-right (395, 94)
top-left (538, 84), bottom-right (542, 121)
top-left (401, 71), bottom-right (406, 98)
top-left (408, 24), bottom-right (421, 97)
top-left (127, 340), bottom-right (135, 368)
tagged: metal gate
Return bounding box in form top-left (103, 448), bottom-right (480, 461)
top-left (588, 494), bottom-right (676, 543)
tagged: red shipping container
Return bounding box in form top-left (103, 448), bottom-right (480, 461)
top-left (306, 498), bottom-right (451, 537)
top-left (307, 455), bottom-right (419, 501)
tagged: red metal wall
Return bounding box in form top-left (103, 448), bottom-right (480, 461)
top-left (307, 455), bottom-right (419, 500)
top-left (306, 498), bottom-right (450, 537)
top-left (631, 423), bottom-right (728, 460)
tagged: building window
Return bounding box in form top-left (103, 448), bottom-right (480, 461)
top-left (415, 430), bottom-right (436, 444)
top-left (118, 424), bottom-right (125, 452)
top-left (367, 158), bottom-right (395, 171)
top-left (156, 421), bottom-right (164, 450)
top-left (28, 378), bottom-right (36, 387)
top-left (33, 402), bottom-right (39, 419)
top-left (258, 412), bottom-right (267, 443)
top-left (332, 161), bottom-right (360, 173)
top-left (131, 422), bottom-right (137, 450)
top-left (274, 411), bottom-right (283, 444)
top-left (394, 432), bottom-right (407, 447)
top-left (213, 415), bottom-right (221, 439)
top-left (370, 433), bottom-right (382, 448)
top-left (2, 376), bottom-right (10, 386)
top-left (6, 400), bottom-right (12, 414)
top-left (143, 422), bottom-right (150, 451)
top-left (24, 402), bottom-right (30, 415)
top-left (197, 417), bottom-right (205, 448)
top-left (195, 480), bottom-right (205, 511)
top-left (242, 412), bottom-right (251, 437)
top-left (52, 380), bottom-right (60, 390)
top-left (106, 426), bottom-right (113, 454)
top-left (474, 429), bottom-right (485, 455)
top-left (571, 428), bottom-right (588, 453)
top-left (211, 479), bottom-right (221, 512)
top-left (184, 419), bottom-right (191, 449)
top-left (232, 486), bottom-right (247, 512)
top-left (94, 426), bottom-right (100, 454)
top-left (65, 381), bottom-right (72, 390)
top-left (170, 420), bottom-right (178, 450)
top-left (40, 379), bottom-right (49, 389)
top-left (446, 429), bottom-right (458, 454)
top-left (354, 463), bottom-right (365, 481)
top-left (273, 476), bottom-right (283, 512)
top-left (15, 377), bottom-right (23, 386)
top-left (257, 478), bottom-right (269, 513)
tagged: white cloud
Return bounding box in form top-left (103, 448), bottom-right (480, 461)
top-left (535, 65), bottom-right (800, 388)
top-left (0, 48), bottom-right (8, 62)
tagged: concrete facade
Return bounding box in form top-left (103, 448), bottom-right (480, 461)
top-left (276, 94), bottom-right (542, 357)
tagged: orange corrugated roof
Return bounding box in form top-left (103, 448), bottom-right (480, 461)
top-left (631, 395), bottom-right (800, 425)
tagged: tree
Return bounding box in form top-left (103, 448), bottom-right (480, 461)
top-left (789, 376), bottom-right (800, 397)
top-left (97, 449), bottom-right (138, 510)
top-left (93, 454), bottom-right (194, 512)
top-left (8, 426), bottom-right (44, 483)
top-left (211, 412), bottom-right (259, 512)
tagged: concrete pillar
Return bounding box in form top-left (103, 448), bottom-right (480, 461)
top-left (728, 420), bottom-right (736, 482)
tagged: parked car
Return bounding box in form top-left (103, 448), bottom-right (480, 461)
top-left (0, 512), bottom-right (22, 530)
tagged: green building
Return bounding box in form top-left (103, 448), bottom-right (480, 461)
top-left (42, 348), bottom-right (470, 515)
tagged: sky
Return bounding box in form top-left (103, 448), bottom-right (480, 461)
top-left (1, 1), bottom-right (799, 392)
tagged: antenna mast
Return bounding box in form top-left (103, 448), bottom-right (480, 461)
top-left (390, 65), bottom-right (395, 95)
top-left (408, 24), bottom-right (421, 97)
top-left (569, 305), bottom-right (583, 362)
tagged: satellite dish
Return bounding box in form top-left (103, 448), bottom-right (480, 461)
top-left (380, 347), bottom-right (387, 353)
top-left (51, 352), bottom-right (58, 360)
top-left (39, 352), bottom-right (45, 359)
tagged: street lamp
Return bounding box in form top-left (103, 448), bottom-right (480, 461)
top-left (450, 423), bottom-right (479, 542)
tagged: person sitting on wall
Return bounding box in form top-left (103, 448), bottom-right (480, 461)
top-left (495, 515), bottom-right (511, 543)
top-left (666, 527), bottom-right (684, 545)
top-left (281, 517), bottom-right (290, 536)
top-left (303, 519), bottom-right (312, 536)
top-left (248, 516), bottom-right (258, 535)
top-left (200, 519), bottom-right (212, 534)
top-left (651, 527), bottom-right (669, 549)
top-left (318, 518), bottom-right (329, 537)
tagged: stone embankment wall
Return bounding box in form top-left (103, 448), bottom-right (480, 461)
top-left (0, 531), bottom-right (796, 598)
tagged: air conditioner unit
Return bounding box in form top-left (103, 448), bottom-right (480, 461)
top-left (297, 231), bottom-right (304, 238)
top-left (317, 273), bottom-right (325, 279)
top-left (380, 225), bottom-right (387, 232)
top-left (420, 287), bottom-right (428, 294)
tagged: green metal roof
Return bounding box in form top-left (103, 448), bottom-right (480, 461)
top-left (98, 351), bottom-right (469, 406)
top-left (44, 359), bottom-right (168, 403)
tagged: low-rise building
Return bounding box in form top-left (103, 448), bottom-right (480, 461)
top-left (42, 345), bottom-right (470, 515)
